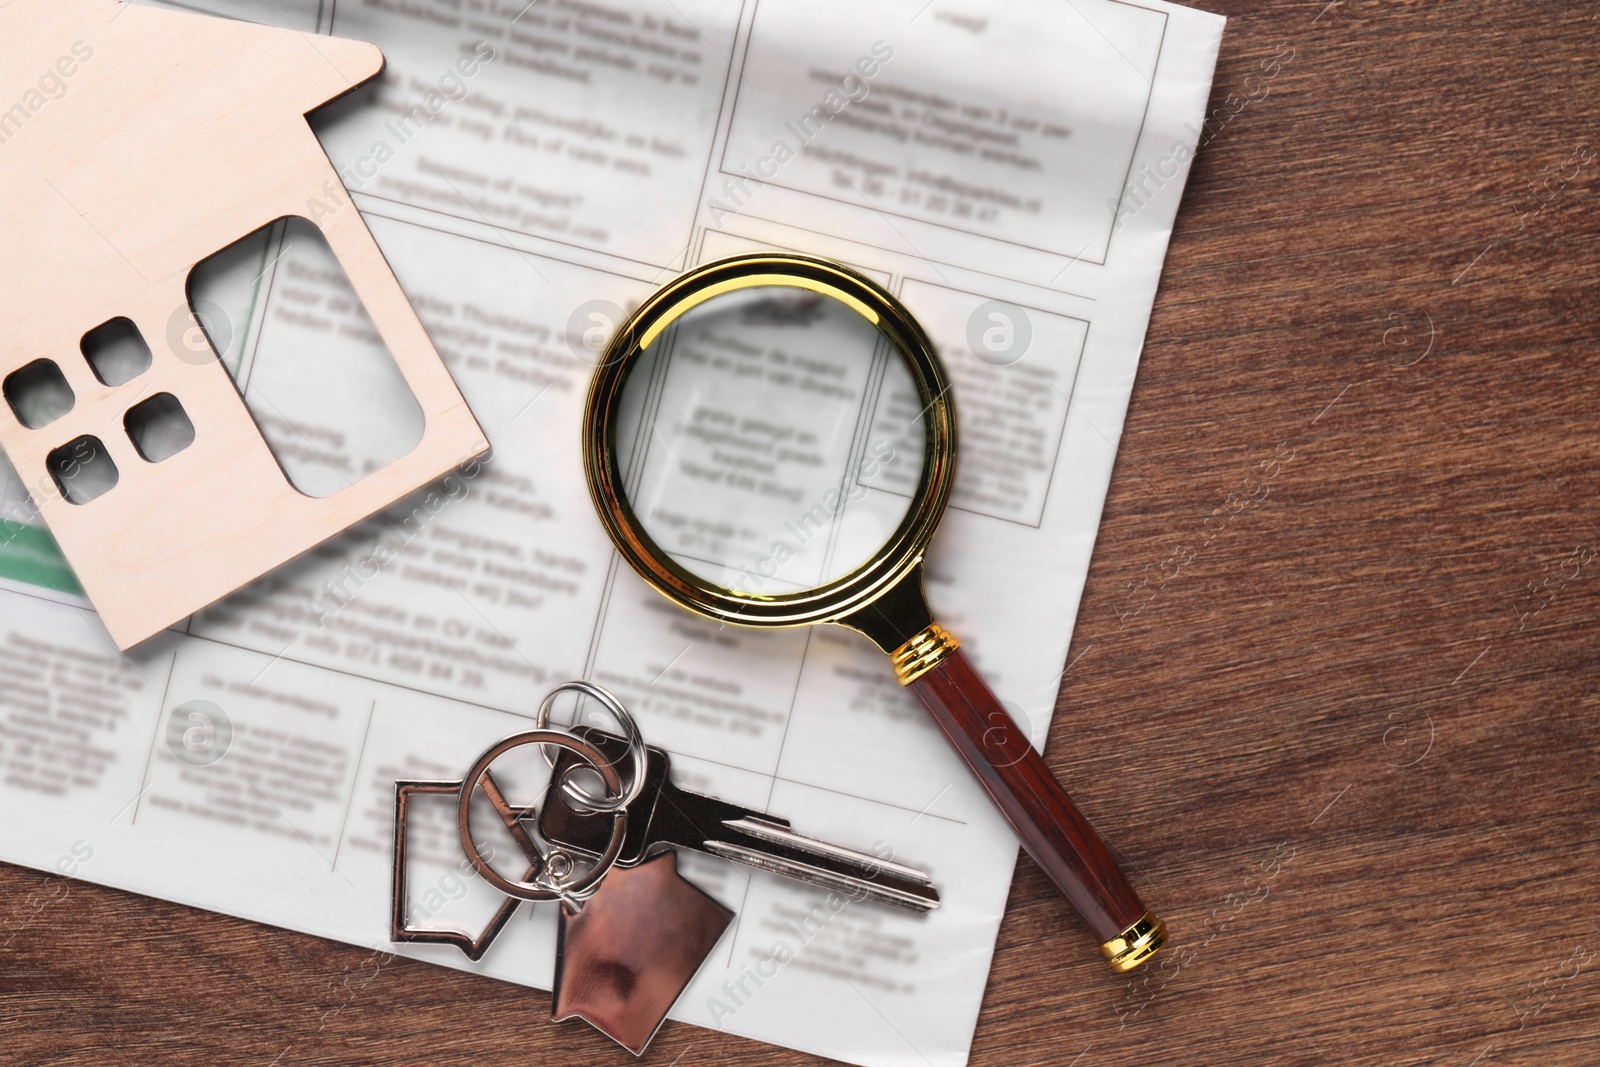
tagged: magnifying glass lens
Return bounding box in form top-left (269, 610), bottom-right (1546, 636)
top-left (614, 284), bottom-right (927, 595)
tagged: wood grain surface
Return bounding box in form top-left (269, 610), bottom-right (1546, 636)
top-left (4, 1), bottom-right (1599, 1064)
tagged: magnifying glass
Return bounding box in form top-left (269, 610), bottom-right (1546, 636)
top-left (582, 253), bottom-right (1165, 971)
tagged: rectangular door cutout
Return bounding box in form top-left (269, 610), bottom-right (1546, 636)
top-left (185, 217), bottom-right (425, 498)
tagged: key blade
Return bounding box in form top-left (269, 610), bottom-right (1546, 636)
top-left (706, 817), bottom-right (940, 913)
top-left (645, 776), bottom-right (939, 913)
top-left (539, 727), bottom-right (941, 913)
top-left (703, 842), bottom-right (941, 912)
top-left (722, 817), bottom-right (939, 884)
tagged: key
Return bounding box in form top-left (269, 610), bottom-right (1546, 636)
top-left (538, 726), bottom-right (940, 913)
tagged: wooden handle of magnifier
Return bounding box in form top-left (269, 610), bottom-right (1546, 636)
top-left (904, 643), bottom-right (1166, 971)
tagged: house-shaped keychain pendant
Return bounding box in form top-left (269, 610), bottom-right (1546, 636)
top-left (0, 0), bottom-right (489, 649)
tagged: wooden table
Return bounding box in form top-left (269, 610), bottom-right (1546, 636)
top-left (4, 2), bottom-right (1597, 1063)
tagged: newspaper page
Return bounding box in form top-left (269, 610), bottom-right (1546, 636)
top-left (0, 1), bottom-right (1223, 1064)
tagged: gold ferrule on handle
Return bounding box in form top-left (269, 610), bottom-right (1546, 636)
top-left (1101, 911), bottom-right (1167, 972)
top-left (890, 623), bottom-right (960, 685)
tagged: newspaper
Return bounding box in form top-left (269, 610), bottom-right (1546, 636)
top-left (0, 1), bottom-right (1223, 1063)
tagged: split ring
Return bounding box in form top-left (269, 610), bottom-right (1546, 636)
top-left (457, 729), bottom-right (627, 902)
top-left (534, 680), bottom-right (647, 813)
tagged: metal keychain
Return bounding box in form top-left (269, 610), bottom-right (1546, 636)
top-left (391, 682), bottom-right (735, 1055)
top-left (391, 725), bottom-right (630, 956)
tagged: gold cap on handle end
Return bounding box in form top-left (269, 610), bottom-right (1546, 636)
top-left (1101, 911), bottom-right (1167, 972)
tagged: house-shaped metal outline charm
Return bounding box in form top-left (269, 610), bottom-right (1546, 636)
top-left (0, 0), bottom-right (489, 649)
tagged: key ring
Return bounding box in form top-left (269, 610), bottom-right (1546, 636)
top-left (457, 729), bottom-right (627, 902)
top-left (535, 680), bottom-right (647, 814)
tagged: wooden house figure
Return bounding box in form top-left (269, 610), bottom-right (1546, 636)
top-left (0, 0), bottom-right (489, 649)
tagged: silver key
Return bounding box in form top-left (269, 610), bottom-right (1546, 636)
top-left (538, 726), bottom-right (940, 912)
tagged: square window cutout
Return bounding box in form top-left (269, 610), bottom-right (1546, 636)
top-left (3, 359), bottom-right (75, 428)
top-left (82, 316), bottom-right (152, 386)
top-left (125, 393), bottom-right (195, 463)
top-left (48, 435), bottom-right (119, 504)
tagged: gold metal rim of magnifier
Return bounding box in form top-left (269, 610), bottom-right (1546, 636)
top-left (582, 253), bottom-right (958, 630)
